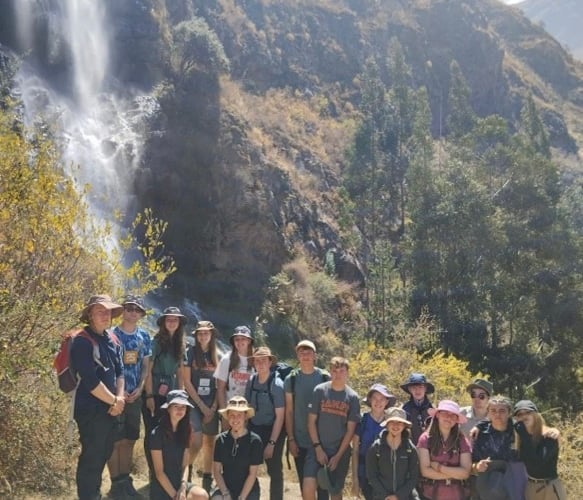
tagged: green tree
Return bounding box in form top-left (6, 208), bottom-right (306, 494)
top-left (446, 60), bottom-right (476, 139)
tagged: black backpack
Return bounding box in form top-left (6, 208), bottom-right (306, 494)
top-left (249, 362), bottom-right (293, 409)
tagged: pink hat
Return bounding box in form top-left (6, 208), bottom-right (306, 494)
top-left (427, 400), bottom-right (467, 424)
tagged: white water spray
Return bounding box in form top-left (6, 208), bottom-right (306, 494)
top-left (13, 0), bottom-right (156, 220)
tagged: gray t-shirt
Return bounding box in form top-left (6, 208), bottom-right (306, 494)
top-left (284, 368), bottom-right (329, 448)
top-left (308, 381), bottom-right (360, 453)
top-left (460, 405), bottom-right (486, 436)
top-left (245, 373), bottom-right (285, 426)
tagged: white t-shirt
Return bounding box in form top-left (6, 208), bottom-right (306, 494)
top-left (213, 352), bottom-right (253, 400)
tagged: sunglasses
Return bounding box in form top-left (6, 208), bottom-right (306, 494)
top-left (471, 392), bottom-right (488, 400)
top-left (488, 408), bottom-right (509, 415)
top-left (124, 305), bottom-right (143, 313)
top-left (227, 399), bottom-right (249, 407)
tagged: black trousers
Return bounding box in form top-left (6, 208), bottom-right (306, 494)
top-left (75, 407), bottom-right (116, 500)
top-left (142, 395), bottom-right (166, 474)
top-left (249, 423), bottom-right (286, 500)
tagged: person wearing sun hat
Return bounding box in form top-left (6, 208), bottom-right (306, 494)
top-left (351, 384), bottom-right (397, 499)
top-left (513, 400), bottom-right (567, 500)
top-left (365, 407), bottom-right (420, 500)
top-left (244, 346), bottom-right (286, 500)
top-left (459, 378), bottom-right (493, 436)
top-left (149, 389), bottom-right (194, 500)
top-left (182, 320), bottom-right (222, 491)
top-left (400, 373), bottom-right (435, 445)
top-left (70, 294), bottom-right (125, 500)
top-left (143, 306), bottom-right (188, 476)
top-left (417, 400), bottom-right (472, 500)
top-left (213, 396), bottom-right (263, 500)
top-left (107, 294), bottom-right (152, 498)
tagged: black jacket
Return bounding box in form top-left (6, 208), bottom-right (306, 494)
top-left (366, 430), bottom-right (420, 500)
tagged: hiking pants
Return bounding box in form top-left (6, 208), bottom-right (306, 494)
top-left (75, 407), bottom-right (116, 500)
top-left (294, 446), bottom-right (329, 500)
top-left (249, 423), bottom-right (286, 500)
top-left (525, 477), bottom-right (567, 500)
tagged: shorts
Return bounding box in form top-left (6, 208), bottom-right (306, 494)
top-left (304, 445), bottom-right (351, 488)
top-left (114, 397), bottom-right (142, 441)
top-left (190, 406), bottom-right (220, 435)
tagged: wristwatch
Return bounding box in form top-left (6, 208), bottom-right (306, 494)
top-left (312, 442), bottom-right (321, 448)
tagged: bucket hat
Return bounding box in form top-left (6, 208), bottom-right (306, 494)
top-left (317, 466), bottom-right (343, 496)
top-left (513, 400), bottom-right (538, 415)
top-left (161, 389), bottom-right (194, 409)
top-left (229, 325), bottom-right (254, 346)
top-left (363, 383), bottom-right (397, 409)
top-left (466, 378), bottom-right (493, 396)
top-left (80, 295), bottom-right (123, 323)
top-left (121, 294), bottom-right (146, 313)
top-left (194, 320), bottom-right (216, 334)
top-left (157, 306), bottom-right (187, 327)
top-left (250, 346), bottom-right (277, 364)
top-left (218, 396), bottom-right (255, 419)
top-left (400, 373), bottom-right (435, 395)
top-left (380, 407), bottom-right (412, 427)
top-left (428, 400), bottom-right (467, 424)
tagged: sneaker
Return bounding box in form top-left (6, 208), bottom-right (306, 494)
top-left (124, 475), bottom-right (140, 497)
top-left (108, 478), bottom-right (127, 500)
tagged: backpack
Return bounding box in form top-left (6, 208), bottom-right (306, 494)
top-left (53, 328), bottom-right (120, 394)
top-left (249, 362), bottom-right (293, 410)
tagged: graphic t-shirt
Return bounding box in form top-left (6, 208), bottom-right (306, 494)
top-left (308, 381), bottom-right (360, 453)
top-left (185, 348), bottom-right (218, 407)
top-left (113, 325), bottom-right (151, 393)
top-left (214, 352), bottom-right (253, 400)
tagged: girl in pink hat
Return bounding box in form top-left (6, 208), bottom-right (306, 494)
top-left (417, 400), bottom-right (472, 500)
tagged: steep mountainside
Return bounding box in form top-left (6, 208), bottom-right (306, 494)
top-left (518, 0), bottom-right (583, 60)
top-left (2, 0), bottom-right (583, 324)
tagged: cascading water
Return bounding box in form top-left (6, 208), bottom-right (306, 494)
top-left (13, 0), bottom-right (157, 219)
top-left (11, 0), bottom-right (202, 318)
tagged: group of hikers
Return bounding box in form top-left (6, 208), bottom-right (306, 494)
top-left (67, 294), bottom-right (567, 500)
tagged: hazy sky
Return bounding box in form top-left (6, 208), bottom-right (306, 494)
top-left (503, 0), bottom-right (525, 4)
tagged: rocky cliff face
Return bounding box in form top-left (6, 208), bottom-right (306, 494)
top-left (2, 0), bottom-right (583, 323)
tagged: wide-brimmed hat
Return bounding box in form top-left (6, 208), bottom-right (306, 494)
top-left (121, 294), bottom-right (146, 313)
top-left (466, 378), bottom-right (493, 396)
top-left (229, 325), bottom-right (254, 346)
top-left (157, 306), bottom-right (187, 327)
top-left (160, 389), bottom-right (194, 409)
top-left (80, 295), bottom-right (123, 323)
top-left (295, 339), bottom-right (317, 352)
top-left (194, 320), bottom-right (216, 334)
top-left (400, 373), bottom-right (435, 395)
top-left (250, 346), bottom-right (277, 364)
top-left (428, 400), bottom-right (467, 424)
top-left (363, 383), bottom-right (397, 409)
top-left (513, 400), bottom-right (538, 415)
top-left (317, 465), bottom-right (343, 496)
top-left (218, 396), bottom-right (255, 418)
top-left (380, 407), bottom-right (412, 427)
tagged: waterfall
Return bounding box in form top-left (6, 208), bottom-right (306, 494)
top-left (13, 0), bottom-right (156, 219)
top-left (63, 0), bottom-right (108, 110)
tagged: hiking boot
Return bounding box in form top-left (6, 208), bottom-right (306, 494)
top-left (108, 477), bottom-right (127, 500)
top-left (202, 473), bottom-right (213, 493)
top-left (123, 475), bottom-right (139, 497)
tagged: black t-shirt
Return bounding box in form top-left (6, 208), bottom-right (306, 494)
top-left (213, 430), bottom-right (263, 497)
top-left (149, 425), bottom-right (186, 500)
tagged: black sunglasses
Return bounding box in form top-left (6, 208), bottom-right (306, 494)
top-left (471, 392), bottom-right (488, 400)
